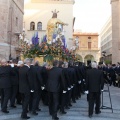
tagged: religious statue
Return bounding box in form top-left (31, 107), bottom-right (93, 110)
top-left (46, 9), bottom-right (68, 44)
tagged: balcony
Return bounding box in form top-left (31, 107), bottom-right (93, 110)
top-left (31, 0), bottom-right (75, 4)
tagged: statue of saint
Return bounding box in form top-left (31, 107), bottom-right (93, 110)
top-left (46, 10), bottom-right (68, 43)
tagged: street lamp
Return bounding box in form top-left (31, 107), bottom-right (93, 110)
top-left (102, 51), bottom-right (106, 64)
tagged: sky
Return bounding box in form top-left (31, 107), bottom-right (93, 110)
top-left (73, 0), bottom-right (111, 33)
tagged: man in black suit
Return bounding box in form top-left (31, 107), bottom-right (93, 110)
top-left (28, 59), bottom-right (44, 115)
top-left (86, 62), bottom-right (104, 118)
top-left (10, 60), bottom-right (19, 108)
top-left (0, 59), bottom-right (13, 113)
top-left (46, 60), bottom-right (67, 120)
top-left (19, 58), bottom-right (33, 119)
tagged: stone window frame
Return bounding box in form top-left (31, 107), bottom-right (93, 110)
top-left (37, 22), bottom-right (42, 30)
top-left (30, 21), bottom-right (35, 30)
top-left (16, 17), bottom-right (18, 26)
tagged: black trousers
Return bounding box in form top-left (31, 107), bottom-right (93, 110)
top-left (36, 89), bottom-right (42, 109)
top-left (21, 92), bottom-right (30, 117)
top-left (67, 90), bottom-right (72, 106)
top-left (1, 87), bottom-right (11, 111)
top-left (41, 90), bottom-right (49, 105)
top-left (71, 86), bottom-right (76, 102)
top-left (10, 85), bottom-right (18, 106)
top-left (48, 92), bottom-right (59, 118)
top-left (60, 92), bottom-right (67, 112)
top-left (29, 91), bottom-right (39, 112)
top-left (88, 92), bottom-right (101, 116)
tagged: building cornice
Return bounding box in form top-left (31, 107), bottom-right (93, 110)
top-left (31, 0), bottom-right (75, 4)
top-left (73, 33), bottom-right (99, 36)
top-left (111, 0), bottom-right (119, 3)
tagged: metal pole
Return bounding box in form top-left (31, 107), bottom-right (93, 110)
top-left (9, 7), bottom-right (13, 60)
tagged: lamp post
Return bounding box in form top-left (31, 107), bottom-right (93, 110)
top-left (102, 51), bottom-right (106, 64)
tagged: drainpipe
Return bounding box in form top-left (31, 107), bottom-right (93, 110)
top-left (9, 7), bottom-right (13, 60)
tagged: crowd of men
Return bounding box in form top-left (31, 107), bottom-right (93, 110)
top-left (0, 58), bottom-right (120, 120)
top-left (98, 63), bottom-right (120, 87)
top-left (0, 58), bottom-right (87, 120)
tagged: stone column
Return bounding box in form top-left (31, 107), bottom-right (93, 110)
top-left (111, 0), bottom-right (120, 64)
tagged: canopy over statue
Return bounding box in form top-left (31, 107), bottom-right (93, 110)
top-left (46, 9), bottom-right (68, 44)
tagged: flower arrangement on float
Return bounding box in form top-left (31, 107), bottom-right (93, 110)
top-left (22, 41), bottom-right (76, 64)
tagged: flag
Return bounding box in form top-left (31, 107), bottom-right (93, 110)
top-left (52, 33), bottom-right (57, 39)
top-left (35, 31), bottom-right (39, 45)
top-left (31, 33), bottom-right (35, 45)
top-left (42, 35), bottom-right (47, 43)
top-left (62, 36), bottom-right (67, 49)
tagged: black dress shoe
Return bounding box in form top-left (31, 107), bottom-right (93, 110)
top-left (10, 105), bottom-right (16, 108)
top-left (95, 111), bottom-right (101, 114)
top-left (60, 111), bottom-right (67, 114)
top-left (21, 116), bottom-right (30, 119)
top-left (17, 102), bottom-right (22, 105)
top-left (89, 115), bottom-right (92, 118)
top-left (65, 106), bottom-right (70, 109)
top-left (32, 112), bottom-right (38, 115)
top-left (52, 116), bottom-right (59, 120)
top-left (36, 108), bottom-right (41, 111)
top-left (2, 110), bottom-right (9, 113)
top-left (72, 100), bottom-right (76, 103)
top-left (69, 104), bottom-right (72, 107)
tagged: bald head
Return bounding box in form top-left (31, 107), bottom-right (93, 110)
top-left (1, 59), bottom-right (7, 66)
top-left (91, 62), bottom-right (98, 69)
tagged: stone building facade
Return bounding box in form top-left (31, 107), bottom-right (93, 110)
top-left (73, 32), bottom-right (100, 65)
top-left (24, 0), bottom-right (75, 49)
top-left (111, 0), bottom-right (120, 63)
top-left (0, 0), bottom-right (24, 60)
top-left (100, 17), bottom-right (112, 62)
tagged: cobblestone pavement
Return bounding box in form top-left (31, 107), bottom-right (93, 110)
top-left (0, 85), bottom-right (120, 120)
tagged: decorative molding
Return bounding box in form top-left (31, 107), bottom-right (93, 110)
top-left (31, 0), bottom-right (75, 4)
top-left (0, 43), bottom-right (15, 48)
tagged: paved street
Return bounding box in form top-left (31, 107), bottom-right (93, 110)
top-left (0, 85), bottom-right (120, 120)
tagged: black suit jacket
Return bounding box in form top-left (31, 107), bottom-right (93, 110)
top-left (46, 67), bottom-right (66, 92)
top-left (86, 68), bottom-right (104, 92)
top-left (11, 66), bottom-right (19, 86)
top-left (19, 65), bottom-right (32, 93)
top-left (29, 65), bottom-right (44, 91)
top-left (0, 66), bottom-right (12, 88)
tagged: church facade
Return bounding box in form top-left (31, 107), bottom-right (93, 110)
top-left (24, 0), bottom-right (75, 49)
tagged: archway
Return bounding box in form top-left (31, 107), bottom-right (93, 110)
top-left (84, 54), bottom-right (94, 66)
top-left (76, 54), bottom-right (83, 62)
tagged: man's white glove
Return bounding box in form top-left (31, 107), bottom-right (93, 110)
top-left (78, 81), bottom-right (81, 84)
top-left (68, 88), bottom-right (71, 91)
top-left (63, 91), bottom-right (67, 93)
top-left (83, 79), bottom-right (85, 82)
top-left (30, 90), bottom-right (34, 92)
top-left (101, 89), bottom-right (104, 92)
top-left (10, 64), bottom-right (14, 68)
top-left (85, 91), bottom-right (88, 94)
top-left (71, 86), bottom-right (73, 89)
top-left (41, 86), bottom-right (45, 90)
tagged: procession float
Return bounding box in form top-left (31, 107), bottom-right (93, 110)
top-left (20, 10), bottom-right (78, 64)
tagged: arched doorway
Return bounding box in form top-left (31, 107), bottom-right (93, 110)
top-left (84, 54), bottom-right (94, 66)
top-left (76, 54), bottom-right (83, 62)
